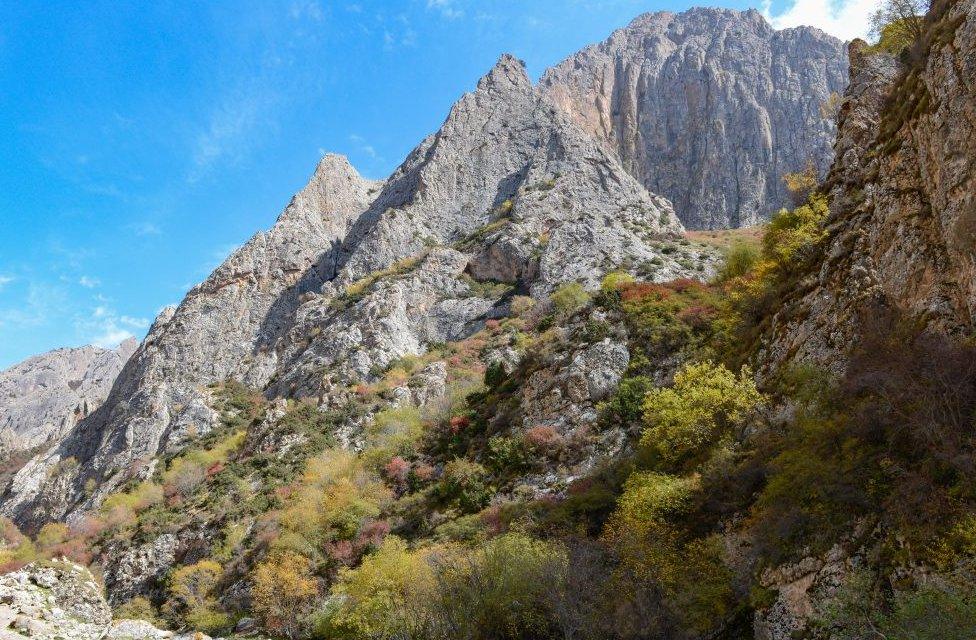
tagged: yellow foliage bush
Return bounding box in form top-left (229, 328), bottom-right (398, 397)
top-left (641, 360), bottom-right (763, 468)
top-left (252, 551), bottom-right (319, 639)
top-left (324, 537), bottom-right (437, 638)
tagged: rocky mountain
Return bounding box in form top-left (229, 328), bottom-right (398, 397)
top-left (0, 10), bottom-right (852, 529)
top-left (0, 339), bottom-right (136, 457)
top-left (0, 53), bottom-right (711, 529)
top-left (541, 7), bottom-right (848, 228)
top-left (3, 3), bottom-right (974, 638)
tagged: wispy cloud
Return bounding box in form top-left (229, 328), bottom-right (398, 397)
top-left (427, 0), bottom-right (464, 19)
top-left (348, 134), bottom-right (378, 159)
top-left (0, 282), bottom-right (66, 330)
top-left (79, 275), bottom-right (101, 288)
top-left (761, 0), bottom-right (875, 40)
top-left (289, 0), bottom-right (325, 21)
top-left (130, 221), bottom-right (162, 236)
top-left (189, 91), bottom-right (272, 182)
top-left (77, 303), bottom-right (149, 349)
top-left (0, 276), bottom-right (13, 291)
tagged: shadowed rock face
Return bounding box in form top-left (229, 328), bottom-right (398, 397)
top-left (541, 7), bottom-right (849, 229)
top-left (0, 339), bottom-right (136, 457)
top-left (759, 0), bottom-right (974, 376)
top-left (0, 55), bottom-right (700, 529)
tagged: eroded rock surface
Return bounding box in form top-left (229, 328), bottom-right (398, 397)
top-left (0, 339), bottom-right (136, 457)
top-left (542, 7), bottom-right (848, 228)
top-left (761, 0), bottom-right (975, 374)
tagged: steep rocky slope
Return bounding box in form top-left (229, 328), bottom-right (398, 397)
top-left (760, 0), bottom-right (975, 373)
top-left (541, 8), bottom-right (848, 229)
top-left (0, 55), bottom-right (707, 529)
top-left (0, 339), bottom-right (136, 457)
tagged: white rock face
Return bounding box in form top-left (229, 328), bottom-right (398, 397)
top-left (0, 562), bottom-right (110, 640)
top-left (541, 7), bottom-right (848, 229)
top-left (0, 339), bottom-right (136, 457)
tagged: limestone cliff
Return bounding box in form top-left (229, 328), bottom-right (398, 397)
top-left (760, 0), bottom-right (974, 374)
top-left (541, 7), bottom-right (848, 229)
top-left (0, 339), bottom-right (136, 457)
top-left (0, 55), bottom-right (700, 529)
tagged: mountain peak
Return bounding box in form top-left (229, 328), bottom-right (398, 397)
top-left (476, 53), bottom-right (531, 94)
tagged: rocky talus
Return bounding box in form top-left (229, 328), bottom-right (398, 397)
top-left (760, 0), bottom-right (975, 375)
top-left (0, 339), bottom-right (136, 457)
top-left (542, 7), bottom-right (848, 228)
top-left (1, 55), bottom-right (705, 529)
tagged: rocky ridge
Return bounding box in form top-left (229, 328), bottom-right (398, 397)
top-left (1, 54), bottom-right (704, 529)
top-left (0, 339), bottom-right (137, 457)
top-left (542, 7), bottom-right (848, 228)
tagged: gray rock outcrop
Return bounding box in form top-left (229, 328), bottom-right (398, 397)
top-left (0, 561), bottom-right (110, 640)
top-left (0, 339), bottom-right (136, 457)
top-left (541, 7), bottom-right (849, 228)
top-left (0, 561), bottom-right (206, 640)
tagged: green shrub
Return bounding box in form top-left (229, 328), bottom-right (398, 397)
top-left (641, 361), bottom-right (763, 470)
top-left (439, 459), bottom-right (492, 513)
top-left (717, 241), bottom-right (760, 282)
top-left (549, 282), bottom-right (590, 323)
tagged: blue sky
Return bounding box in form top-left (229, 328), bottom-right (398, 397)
top-left (0, 0), bottom-right (870, 369)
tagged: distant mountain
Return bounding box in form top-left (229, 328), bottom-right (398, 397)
top-left (542, 8), bottom-right (848, 228)
top-left (0, 338), bottom-right (136, 457)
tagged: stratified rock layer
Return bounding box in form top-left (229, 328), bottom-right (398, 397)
top-left (542, 7), bottom-right (848, 228)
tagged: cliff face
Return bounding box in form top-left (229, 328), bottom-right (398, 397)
top-left (0, 339), bottom-right (136, 457)
top-left (760, 0), bottom-right (975, 374)
top-left (541, 8), bottom-right (849, 229)
top-left (0, 55), bottom-right (709, 529)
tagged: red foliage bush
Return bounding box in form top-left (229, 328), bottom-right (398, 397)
top-left (412, 463), bottom-right (435, 483)
top-left (667, 278), bottom-right (705, 293)
top-left (384, 456), bottom-right (410, 489)
top-left (620, 282), bottom-right (673, 302)
top-left (525, 425), bottom-right (561, 450)
top-left (677, 304), bottom-right (718, 330)
top-left (449, 415), bottom-right (471, 434)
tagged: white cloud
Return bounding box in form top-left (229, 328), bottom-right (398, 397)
top-left (131, 221), bottom-right (162, 236)
top-left (91, 327), bottom-right (134, 349)
top-left (119, 315), bottom-right (150, 329)
top-left (0, 276), bottom-right (13, 291)
top-left (77, 305), bottom-right (149, 349)
top-left (427, 0), bottom-right (464, 19)
top-left (0, 282), bottom-right (66, 330)
top-left (761, 0), bottom-right (875, 40)
top-left (348, 134), bottom-right (378, 159)
top-left (79, 275), bottom-right (101, 288)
